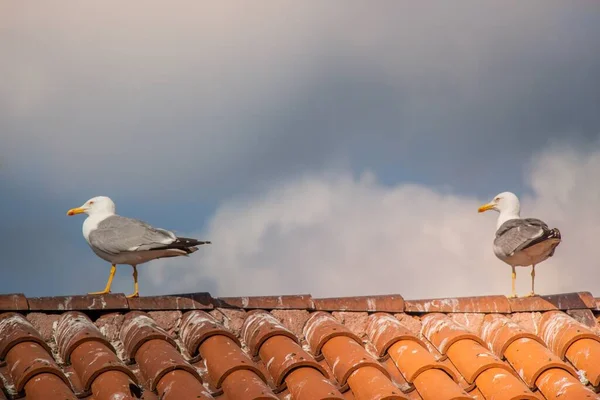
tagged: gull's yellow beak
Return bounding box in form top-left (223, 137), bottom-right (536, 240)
top-left (478, 202), bottom-right (495, 213)
top-left (67, 207), bottom-right (85, 216)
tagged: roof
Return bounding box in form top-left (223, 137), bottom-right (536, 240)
top-left (0, 291), bottom-right (600, 400)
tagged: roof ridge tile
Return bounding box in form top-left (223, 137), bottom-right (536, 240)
top-left (216, 295), bottom-right (314, 310)
top-left (313, 295), bottom-right (405, 312)
top-left (406, 295), bottom-right (511, 314)
top-left (509, 292), bottom-right (596, 312)
top-left (2, 291), bottom-right (600, 314)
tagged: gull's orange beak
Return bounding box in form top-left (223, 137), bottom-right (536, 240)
top-left (478, 202), bottom-right (495, 213)
top-left (67, 207), bottom-right (85, 216)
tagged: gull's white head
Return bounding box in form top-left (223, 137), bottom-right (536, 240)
top-left (478, 191), bottom-right (521, 216)
top-left (67, 196), bottom-right (116, 217)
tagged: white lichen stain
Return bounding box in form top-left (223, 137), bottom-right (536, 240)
top-left (553, 376), bottom-right (576, 397)
top-left (303, 313), bottom-right (334, 344)
top-left (577, 369), bottom-right (589, 385)
top-left (491, 372), bottom-right (507, 383)
top-left (366, 298), bottom-right (377, 312)
top-left (241, 297), bottom-right (249, 308)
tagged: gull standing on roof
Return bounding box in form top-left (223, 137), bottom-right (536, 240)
top-left (478, 192), bottom-right (561, 298)
top-left (67, 196), bottom-right (211, 298)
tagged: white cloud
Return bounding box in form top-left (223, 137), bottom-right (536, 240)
top-left (147, 144), bottom-right (600, 299)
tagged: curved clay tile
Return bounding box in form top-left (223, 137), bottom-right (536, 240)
top-left (439, 358), bottom-right (475, 392)
top-left (221, 369), bottom-right (279, 400)
top-left (156, 370), bottom-right (214, 400)
top-left (20, 374), bottom-right (77, 400)
top-left (421, 314), bottom-right (486, 355)
top-left (480, 314), bottom-right (545, 357)
top-left (285, 368), bottom-right (345, 400)
top-left (120, 311), bottom-right (177, 360)
top-left (420, 313), bottom-right (530, 395)
top-left (475, 368), bottom-right (539, 400)
top-left (0, 313), bottom-right (74, 398)
top-left (405, 391), bottom-right (424, 400)
top-left (321, 336), bottom-right (389, 387)
top-left (503, 337), bottom-right (577, 388)
top-left (55, 311), bottom-right (137, 397)
top-left (0, 312), bottom-right (51, 359)
top-left (535, 368), bottom-right (600, 400)
top-left (180, 310), bottom-right (239, 358)
top-left (303, 311), bottom-right (362, 360)
top-left (347, 366), bottom-right (408, 400)
top-left (91, 370), bottom-right (139, 400)
top-left (566, 338), bottom-right (600, 386)
top-left (538, 311), bottom-right (600, 358)
top-left (241, 310), bottom-right (298, 358)
top-left (70, 341), bottom-right (137, 394)
top-left (387, 340), bottom-right (456, 383)
top-left (55, 311), bottom-right (114, 362)
top-left (412, 369), bottom-right (472, 400)
top-left (6, 341), bottom-right (71, 393)
top-left (381, 357), bottom-right (413, 393)
top-left (135, 339), bottom-right (201, 390)
top-left (199, 334), bottom-right (266, 389)
top-left (258, 334), bottom-right (328, 389)
top-left (366, 313), bottom-right (426, 358)
top-left (120, 312), bottom-right (209, 399)
top-left (445, 338), bottom-right (515, 384)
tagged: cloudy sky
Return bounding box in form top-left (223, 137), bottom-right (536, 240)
top-left (1, 1), bottom-right (600, 299)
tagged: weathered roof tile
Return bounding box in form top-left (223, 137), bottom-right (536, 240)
top-left (0, 291), bottom-right (599, 399)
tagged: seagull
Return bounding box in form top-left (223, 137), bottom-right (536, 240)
top-left (67, 196), bottom-right (210, 298)
top-left (478, 192), bottom-right (561, 298)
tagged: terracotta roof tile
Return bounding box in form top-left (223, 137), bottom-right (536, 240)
top-left (406, 295), bottom-right (511, 314)
top-left (481, 314), bottom-right (544, 357)
top-left (0, 295), bottom-right (28, 312)
top-left (314, 295), bottom-right (405, 312)
top-left (421, 313), bottom-right (487, 354)
top-left (304, 311), bottom-right (362, 360)
top-left (242, 310), bottom-right (299, 359)
top-left (56, 312), bottom-right (136, 396)
top-left (201, 334), bottom-right (266, 390)
top-left (217, 294), bottom-right (314, 310)
top-left (285, 367), bottom-right (344, 400)
top-left (128, 293), bottom-right (213, 310)
top-left (180, 310), bottom-right (240, 359)
top-left (1, 291), bottom-right (600, 399)
top-left (504, 338), bottom-right (577, 388)
top-left (28, 294), bottom-right (129, 311)
top-left (508, 291), bottom-right (596, 312)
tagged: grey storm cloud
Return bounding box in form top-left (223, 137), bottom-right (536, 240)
top-left (1, 1), bottom-right (599, 200)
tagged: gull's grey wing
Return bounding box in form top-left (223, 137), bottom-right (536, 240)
top-left (88, 215), bottom-right (176, 255)
top-left (494, 218), bottom-right (553, 257)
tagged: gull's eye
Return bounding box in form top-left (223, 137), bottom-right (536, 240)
top-left (494, 197), bottom-right (500, 202)
top-left (89, 201), bottom-right (95, 205)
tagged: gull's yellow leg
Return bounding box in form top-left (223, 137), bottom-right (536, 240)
top-left (525, 265), bottom-right (536, 297)
top-left (126, 265), bottom-right (139, 298)
top-left (89, 264), bottom-right (116, 295)
top-left (507, 266), bottom-right (517, 298)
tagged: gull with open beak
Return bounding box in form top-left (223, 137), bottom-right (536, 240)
top-left (478, 192), bottom-right (561, 298)
top-left (67, 196), bottom-right (211, 297)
